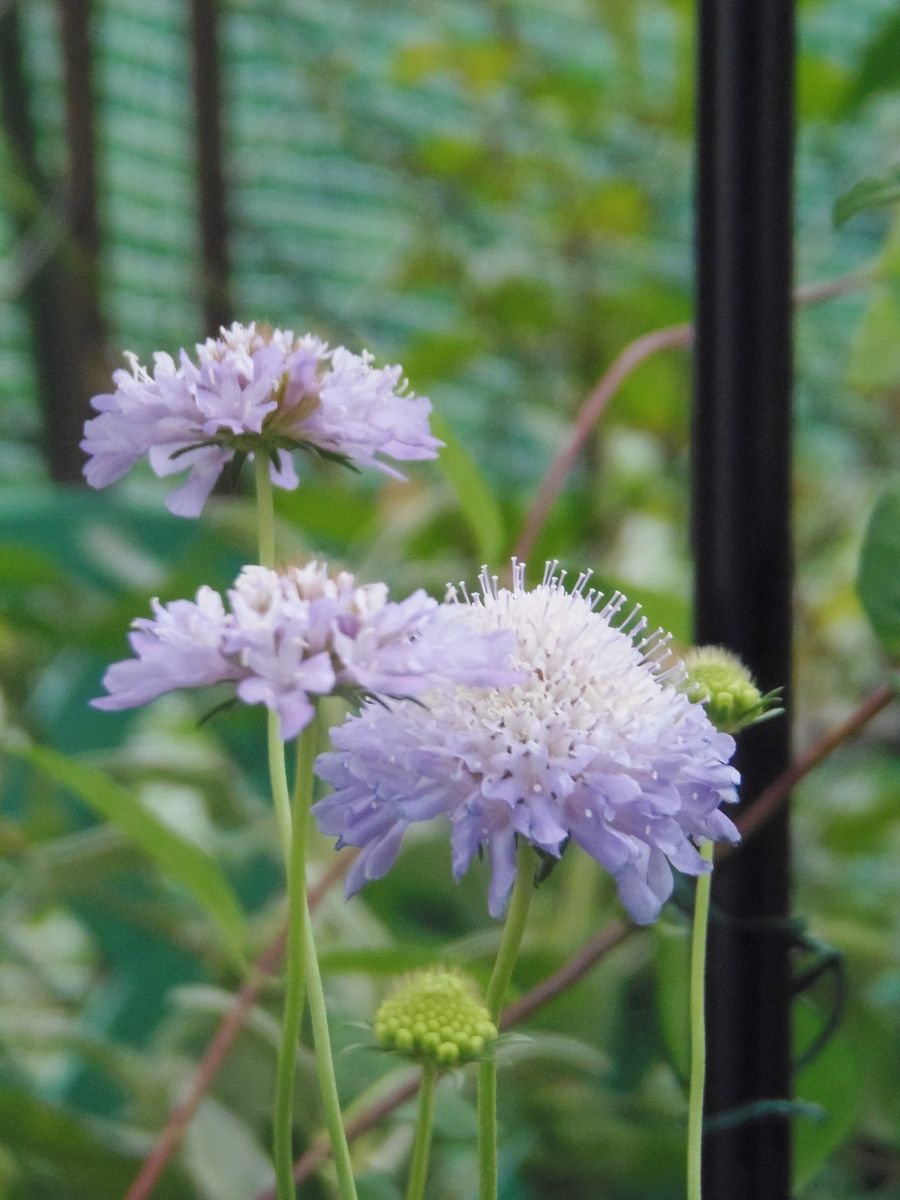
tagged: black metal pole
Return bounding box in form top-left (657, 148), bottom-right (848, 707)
top-left (693, 4), bottom-right (794, 1199)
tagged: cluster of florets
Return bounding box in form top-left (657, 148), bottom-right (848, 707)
top-left (92, 562), bottom-right (519, 739)
top-left (315, 561), bottom-right (740, 924)
top-left (374, 970), bottom-right (497, 1067)
top-left (81, 322), bottom-right (441, 516)
top-left (681, 646), bottom-right (781, 734)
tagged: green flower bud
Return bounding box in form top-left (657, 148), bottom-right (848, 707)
top-left (681, 646), bottom-right (782, 734)
top-left (374, 969), bottom-right (497, 1068)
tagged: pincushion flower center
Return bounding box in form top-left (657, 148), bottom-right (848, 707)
top-left (439, 583), bottom-right (665, 749)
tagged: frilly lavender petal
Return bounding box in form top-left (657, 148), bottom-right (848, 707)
top-left (92, 589), bottom-right (241, 710)
top-left (313, 560), bottom-right (740, 924)
top-left (81, 323), bottom-right (441, 515)
top-left (93, 562), bottom-right (518, 739)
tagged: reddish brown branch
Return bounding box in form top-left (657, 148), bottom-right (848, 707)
top-left (499, 919), bottom-right (632, 1029)
top-left (124, 851), bottom-right (355, 1200)
top-left (731, 683), bottom-right (894, 847)
top-left (513, 270), bottom-right (872, 563)
top-left (514, 323), bottom-right (692, 561)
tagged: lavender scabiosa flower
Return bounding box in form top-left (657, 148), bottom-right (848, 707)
top-left (314, 561), bottom-right (740, 925)
top-left (93, 562), bottom-right (518, 740)
top-left (81, 322), bottom-right (441, 516)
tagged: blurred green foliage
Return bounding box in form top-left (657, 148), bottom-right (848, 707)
top-left (1, 1), bottom-right (898, 1198)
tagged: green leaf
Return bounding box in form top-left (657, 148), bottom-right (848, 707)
top-left (0, 1085), bottom-right (191, 1200)
top-left (0, 543), bottom-right (68, 590)
top-left (846, 287), bottom-right (900, 391)
top-left (833, 165), bottom-right (900, 227)
top-left (793, 1000), bottom-right (860, 1192)
top-left (9, 742), bottom-right (247, 963)
top-left (857, 482), bottom-right (900, 657)
top-left (430, 414), bottom-right (505, 563)
top-left (840, 12), bottom-right (900, 115)
top-left (497, 1031), bottom-right (608, 1075)
top-left (356, 1175), bottom-right (404, 1200)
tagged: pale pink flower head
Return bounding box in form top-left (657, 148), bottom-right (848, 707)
top-left (82, 323), bottom-right (441, 516)
top-left (94, 562), bottom-right (519, 740)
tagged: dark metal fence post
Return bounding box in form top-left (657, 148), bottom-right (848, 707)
top-left (58, 0), bottom-right (106, 477)
top-left (0, 1), bottom-right (103, 483)
top-left (693, 4), bottom-right (795, 1199)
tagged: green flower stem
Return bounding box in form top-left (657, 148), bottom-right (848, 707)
top-left (299, 838), bottom-right (359, 1200)
top-left (267, 715), bottom-right (293, 870)
top-left (478, 841), bottom-right (536, 1200)
top-left (254, 422), bottom-right (326, 1200)
top-left (477, 1062), bottom-right (498, 1200)
top-left (272, 723), bottom-right (316, 1200)
top-left (255, 452), bottom-right (292, 864)
top-left (255, 453), bottom-right (276, 569)
top-left (405, 1061), bottom-right (439, 1200)
top-left (687, 840), bottom-right (714, 1200)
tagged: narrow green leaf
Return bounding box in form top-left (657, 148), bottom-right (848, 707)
top-left (834, 165), bottom-right (900, 227)
top-left (317, 944), bottom-right (439, 975)
top-left (10, 742), bottom-right (247, 962)
top-left (857, 482), bottom-right (900, 657)
top-left (847, 288), bottom-right (900, 391)
top-left (430, 413), bottom-right (505, 563)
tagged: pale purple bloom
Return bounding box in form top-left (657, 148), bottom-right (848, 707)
top-left (313, 561), bottom-right (740, 924)
top-left (82, 323), bottom-right (441, 516)
top-left (94, 563), bottom-right (518, 739)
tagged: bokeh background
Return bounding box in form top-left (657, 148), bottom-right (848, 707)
top-left (1, 1), bottom-right (898, 1197)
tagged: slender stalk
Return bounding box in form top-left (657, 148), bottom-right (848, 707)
top-left (272, 723), bottom-right (317, 1200)
top-left (405, 1061), bottom-right (439, 1200)
top-left (256, 452), bottom-right (310, 1200)
top-left (478, 842), bottom-right (536, 1200)
top-left (299, 845), bottom-right (359, 1199)
top-left (267, 715), bottom-right (293, 867)
top-left (121, 859), bottom-right (353, 1200)
top-left (255, 452), bottom-right (276, 568)
top-left (687, 840), bottom-right (714, 1200)
top-left (477, 1061), bottom-right (498, 1200)
top-left (254, 452), bottom-right (292, 862)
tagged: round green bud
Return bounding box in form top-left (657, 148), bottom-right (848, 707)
top-left (681, 646), bottom-right (781, 734)
top-left (374, 969), bottom-right (498, 1068)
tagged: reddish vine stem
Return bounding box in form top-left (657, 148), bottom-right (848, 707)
top-left (728, 682), bottom-right (894, 848)
top-left (514, 322), bottom-right (692, 562)
top-left (123, 851), bottom-right (355, 1200)
top-left (514, 269), bottom-right (871, 563)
